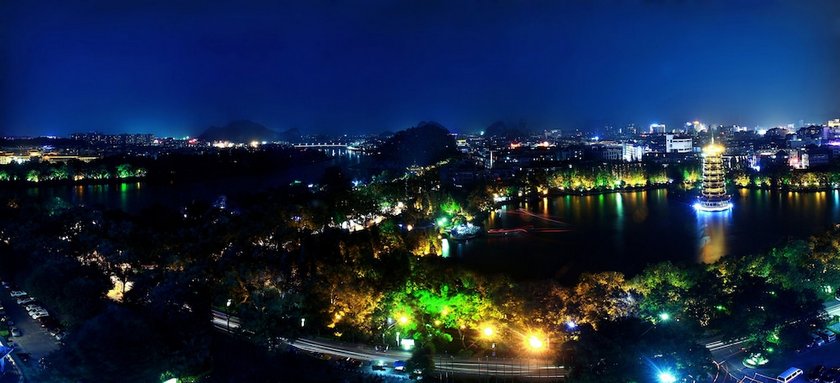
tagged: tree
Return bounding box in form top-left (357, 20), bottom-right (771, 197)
top-left (570, 317), bottom-right (712, 383)
top-left (40, 305), bottom-right (166, 382)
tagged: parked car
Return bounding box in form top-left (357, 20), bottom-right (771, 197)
top-left (1, 281), bottom-right (9, 289)
top-left (30, 312), bottom-right (49, 320)
top-left (820, 329), bottom-right (837, 343)
top-left (9, 291), bottom-right (27, 297)
top-left (16, 297), bottom-right (35, 305)
top-left (810, 332), bottom-right (826, 347)
top-left (29, 309), bottom-right (48, 317)
top-left (10, 328), bottom-right (21, 337)
top-left (25, 304), bottom-right (43, 312)
top-left (54, 332), bottom-right (66, 341)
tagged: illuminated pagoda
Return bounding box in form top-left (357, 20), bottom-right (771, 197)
top-left (694, 140), bottom-right (732, 212)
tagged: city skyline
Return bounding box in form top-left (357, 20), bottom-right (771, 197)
top-left (3, 0), bottom-right (840, 137)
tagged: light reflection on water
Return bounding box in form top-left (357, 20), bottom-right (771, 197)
top-left (695, 207), bottom-right (731, 264)
top-left (460, 188), bottom-right (840, 281)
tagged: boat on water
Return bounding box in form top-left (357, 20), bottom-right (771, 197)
top-left (448, 223), bottom-right (482, 240)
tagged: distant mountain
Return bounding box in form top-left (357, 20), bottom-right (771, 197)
top-left (484, 120), bottom-right (530, 138)
top-left (199, 120), bottom-right (301, 143)
top-left (377, 121), bottom-right (458, 168)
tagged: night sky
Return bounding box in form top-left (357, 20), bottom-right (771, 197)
top-left (2, 0), bottom-right (840, 137)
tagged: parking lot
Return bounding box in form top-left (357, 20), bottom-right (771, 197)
top-left (0, 285), bottom-right (60, 376)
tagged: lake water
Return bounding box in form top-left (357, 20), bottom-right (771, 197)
top-left (5, 150), bottom-right (840, 283)
top-left (1, 148), bottom-right (368, 213)
top-left (450, 188), bottom-right (840, 282)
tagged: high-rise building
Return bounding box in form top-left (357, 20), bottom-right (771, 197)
top-left (649, 124), bottom-right (666, 134)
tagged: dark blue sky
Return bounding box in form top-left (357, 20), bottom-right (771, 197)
top-left (2, 0), bottom-right (840, 137)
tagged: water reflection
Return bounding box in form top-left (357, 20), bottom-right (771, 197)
top-left (463, 188), bottom-right (840, 281)
top-left (695, 207), bottom-right (731, 264)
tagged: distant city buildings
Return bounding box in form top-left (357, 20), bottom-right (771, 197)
top-left (649, 123), bottom-right (666, 134)
top-left (71, 132), bottom-right (155, 146)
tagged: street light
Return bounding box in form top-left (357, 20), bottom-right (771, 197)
top-left (226, 298), bottom-right (232, 333)
top-left (526, 335), bottom-right (544, 351)
top-left (482, 325), bottom-right (495, 338)
top-left (657, 371), bottom-right (677, 383)
top-left (658, 312), bottom-right (670, 322)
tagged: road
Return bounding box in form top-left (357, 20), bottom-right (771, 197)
top-left (212, 301), bottom-right (840, 380)
top-left (212, 309), bottom-right (564, 379)
top-left (290, 337), bottom-right (565, 379)
top-left (708, 300), bottom-right (840, 382)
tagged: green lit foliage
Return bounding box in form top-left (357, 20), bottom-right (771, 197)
top-left (682, 168), bottom-right (700, 185)
top-left (630, 262), bottom-right (724, 328)
top-left (26, 169), bottom-right (40, 182)
top-left (49, 165), bottom-right (70, 181)
top-left (648, 168), bottom-right (669, 184)
top-left (116, 163), bottom-right (134, 178)
top-left (440, 198), bottom-right (461, 216)
top-left (380, 267), bottom-right (505, 346)
top-left (752, 175), bottom-right (771, 188)
top-left (0, 170), bottom-right (8, 181)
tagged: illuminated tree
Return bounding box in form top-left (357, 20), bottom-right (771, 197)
top-left (567, 272), bottom-right (636, 326)
top-left (733, 172), bottom-right (750, 188)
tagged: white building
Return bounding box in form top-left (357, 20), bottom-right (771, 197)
top-left (622, 143), bottom-right (644, 162)
top-left (665, 134), bottom-right (692, 153)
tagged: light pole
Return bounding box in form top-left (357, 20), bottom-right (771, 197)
top-left (225, 298), bottom-right (232, 333)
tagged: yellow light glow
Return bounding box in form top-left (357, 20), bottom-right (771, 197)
top-left (482, 326), bottom-right (495, 338)
top-left (399, 315), bottom-right (409, 325)
top-left (524, 332), bottom-right (546, 351)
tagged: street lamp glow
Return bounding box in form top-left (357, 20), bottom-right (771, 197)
top-left (398, 315), bottom-right (409, 325)
top-left (482, 326), bottom-right (495, 338)
top-left (658, 372), bottom-right (677, 383)
top-left (658, 312), bottom-right (670, 321)
top-left (527, 335), bottom-right (544, 350)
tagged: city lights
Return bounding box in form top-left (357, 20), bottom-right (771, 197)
top-left (8, 1), bottom-right (840, 381)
